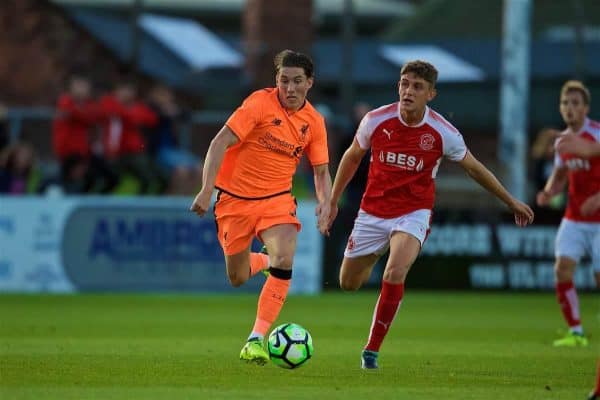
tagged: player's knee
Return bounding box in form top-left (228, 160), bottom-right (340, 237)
top-left (339, 277), bottom-right (361, 291)
top-left (227, 271), bottom-right (247, 287)
top-left (553, 264), bottom-right (572, 282)
top-left (383, 265), bottom-right (409, 283)
top-left (270, 254), bottom-right (293, 270)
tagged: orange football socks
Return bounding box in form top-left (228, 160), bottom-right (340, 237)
top-left (250, 269), bottom-right (291, 338)
top-left (249, 252), bottom-right (269, 277)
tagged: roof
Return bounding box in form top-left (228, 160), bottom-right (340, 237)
top-left (65, 8), bottom-right (244, 92)
top-left (381, 0), bottom-right (600, 40)
top-left (64, 5), bottom-right (600, 94)
top-left (314, 38), bottom-right (600, 84)
top-left (51, 0), bottom-right (415, 18)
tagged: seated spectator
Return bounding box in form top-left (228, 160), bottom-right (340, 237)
top-left (52, 74), bottom-right (118, 193)
top-left (0, 142), bottom-right (37, 194)
top-left (98, 80), bottom-right (166, 194)
top-left (146, 85), bottom-right (202, 195)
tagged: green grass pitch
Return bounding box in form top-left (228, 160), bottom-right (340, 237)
top-left (1, 291), bottom-right (597, 400)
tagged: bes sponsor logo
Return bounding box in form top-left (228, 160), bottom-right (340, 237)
top-left (565, 158), bottom-right (590, 171)
top-left (379, 151), bottom-right (424, 171)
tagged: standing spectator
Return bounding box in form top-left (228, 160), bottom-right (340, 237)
top-left (339, 102), bottom-right (371, 210)
top-left (98, 80), bottom-right (165, 194)
top-left (0, 103), bottom-right (8, 150)
top-left (52, 74), bottom-right (118, 193)
top-left (531, 127), bottom-right (563, 208)
top-left (0, 143), bottom-right (37, 194)
top-left (146, 85), bottom-right (202, 195)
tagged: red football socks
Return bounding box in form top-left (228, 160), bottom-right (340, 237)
top-left (365, 281), bottom-right (404, 352)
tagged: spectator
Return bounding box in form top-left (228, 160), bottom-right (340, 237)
top-left (339, 102), bottom-right (371, 210)
top-left (0, 143), bottom-right (37, 194)
top-left (145, 85), bottom-right (202, 195)
top-left (98, 80), bottom-right (166, 194)
top-left (531, 127), bottom-right (564, 208)
top-left (0, 103), bottom-right (8, 150)
top-left (52, 74), bottom-right (118, 193)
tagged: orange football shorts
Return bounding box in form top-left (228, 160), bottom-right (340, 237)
top-left (213, 191), bottom-right (301, 255)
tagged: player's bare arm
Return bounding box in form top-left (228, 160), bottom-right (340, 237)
top-left (313, 163), bottom-right (333, 236)
top-left (536, 166), bottom-right (568, 207)
top-left (556, 134), bottom-right (600, 158)
top-left (459, 151), bottom-right (534, 226)
top-left (328, 139), bottom-right (368, 227)
top-left (190, 126), bottom-right (240, 216)
top-left (581, 191), bottom-right (600, 216)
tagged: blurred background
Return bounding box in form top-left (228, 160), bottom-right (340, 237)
top-left (0, 0), bottom-right (598, 294)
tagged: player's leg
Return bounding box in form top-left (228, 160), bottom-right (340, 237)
top-left (593, 228), bottom-right (600, 288)
top-left (246, 223), bottom-right (297, 340)
top-left (360, 209), bottom-right (430, 369)
top-left (362, 231), bottom-right (420, 367)
top-left (339, 209), bottom-right (391, 291)
top-left (223, 250), bottom-right (269, 286)
top-left (240, 223), bottom-right (297, 365)
top-left (241, 194), bottom-right (300, 365)
top-left (590, 360), bottom-right (600, 399)
top-left (553, 219), bottom-right (588, 346)
top-left (553, 256), bottom-right (587, 346)
top-left (215, 195), bottom-right (269, 287)
top-left (339, 254), bottom-right (380, 291)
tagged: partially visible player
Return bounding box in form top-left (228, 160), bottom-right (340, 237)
top-left (552, 102), bottom-right (600, 399)
top-left (190, 50), bottom-right (331, 365)
top-left (327, 60), bottom-right (534, 369)
top-left (589, 361), bottom-right (600, 400)
top-left (536, 80), bottom-right (600, 347)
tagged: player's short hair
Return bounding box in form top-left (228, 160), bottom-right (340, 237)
top-left (561, 80), bottom-right (591, 105)
top-left (400, 60), bottom-right (438, 87)
top-left (274, 50), bottom-right (314, 79)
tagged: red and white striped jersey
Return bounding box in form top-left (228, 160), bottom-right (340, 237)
top-left (555, 118), bottom-right (600, 222)
top-left (355, 103), bottom-right (467, 218)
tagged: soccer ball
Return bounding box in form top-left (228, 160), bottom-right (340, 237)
top-left (267, 323), bottom-right (313, 369)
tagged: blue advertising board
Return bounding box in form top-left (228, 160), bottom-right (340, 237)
top-left (0, 196), bottom-right (323, 294)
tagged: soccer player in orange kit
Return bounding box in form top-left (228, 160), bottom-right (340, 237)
top-left (190, 50), bottom-right (331, 365)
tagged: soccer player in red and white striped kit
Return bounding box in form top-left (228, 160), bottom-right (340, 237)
top-left (328, 60), bottom-right (534, 369)
top-left (537, 80), bottom-right (600, 348)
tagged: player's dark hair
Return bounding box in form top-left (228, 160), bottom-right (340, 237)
top-left (561, 80), bottom-right (591, 105)
top-left (400, 60), bottom-right (438, 87)
top-left (274, 50), bottom-right (314, 79)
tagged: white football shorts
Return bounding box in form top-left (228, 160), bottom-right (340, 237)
top-left (344, 208), bottom-right (431, 258)
top-left (555, 218), bottom-right (600, 271)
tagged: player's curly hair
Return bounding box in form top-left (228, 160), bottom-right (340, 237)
top-left (274, 50), bottom-right (314, 79)
top-left (561, 80), bottom-right (591, 105)
top-left (400, 60), bottom-right (438, 87)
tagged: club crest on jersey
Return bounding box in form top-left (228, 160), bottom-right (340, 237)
top-left (300, 124), bottom-right (309, 141)
top-left (419, 133), bottom-right (435, 150)
top-left (347, 236), bottom-right (355, 250)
